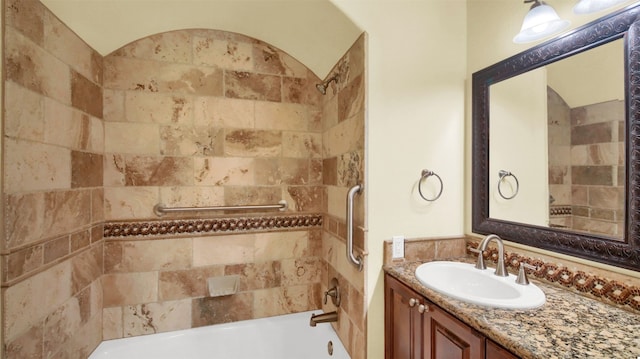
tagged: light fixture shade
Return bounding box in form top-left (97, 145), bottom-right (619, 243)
top-left (513, 3), bottom-right (571, 43)
top-left (573, 0), bottom-right (628, 14)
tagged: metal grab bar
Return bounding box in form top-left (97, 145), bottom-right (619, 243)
top-left (346, 184), bottom-right (364, 272)
top-left (153, 200), bottom-right (288, 217)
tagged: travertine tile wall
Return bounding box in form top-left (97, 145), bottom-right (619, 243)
top-left (101, 29), bottom-right (328, 338)
top-left (102, 229), bottom-right (323, 338)
top-left (548, 86), bottom-right (625, 236)
top-left (3, 0), bottom-right (105, 357)
top-left (3, 1), bottom-right (367, 357)
top-left (320, 35), bottom-right (366, 359)
top-left (382, 237), bottom-right (468, 265)
top-left (102, 30), bottom-right (323, 218)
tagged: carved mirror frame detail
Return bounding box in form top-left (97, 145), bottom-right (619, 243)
top-left (472, 4), bottom-right (640, 271)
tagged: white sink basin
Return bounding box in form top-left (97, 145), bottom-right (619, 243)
top-left (415, 261), bottom-right (545, 310)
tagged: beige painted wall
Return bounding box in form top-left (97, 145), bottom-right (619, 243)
top-left (547, 39), bottom-right (624, 108)
top-left (466, 0), bottom-right (626, 75)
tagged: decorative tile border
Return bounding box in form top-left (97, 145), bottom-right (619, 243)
top-left (467, 242), bottom-right (640, 313)
top-left (549, 206), bottom-right (572, 216)
top-left (104, 214), bottom-right (323, 239)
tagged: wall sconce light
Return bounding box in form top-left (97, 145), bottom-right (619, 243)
top-left (573, 0), bottom-right (628, 14)
top-left (513, 0), bottom-right (570, 44)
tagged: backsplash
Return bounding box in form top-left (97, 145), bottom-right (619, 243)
top-left (383, 236), bottom-right (640, 314)
top-left (466, 240), bottom-right (640, 313)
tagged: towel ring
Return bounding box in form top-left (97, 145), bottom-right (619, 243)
top-left (418, 169), bottom-right (443, 202)
top-left (497, 170), bottom-right (519, 200)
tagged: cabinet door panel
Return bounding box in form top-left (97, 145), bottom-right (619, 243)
top-left (486, 339), bottom-right (519, 359)
top-left (423, 302), bottom-right (484, 359)
top-left (391, 290), bottom-right (413, 359)
top-left (385, 275), bottom-right (423, 359)
top-left (433, 323), bottom-right (473, 358)
top-left (385, 275), bottom-right (515, 359)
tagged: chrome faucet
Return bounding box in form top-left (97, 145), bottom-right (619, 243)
top-left (474, 234), bottom-right (508, 277)
top-left (309, 311), bottom-right (338, 327)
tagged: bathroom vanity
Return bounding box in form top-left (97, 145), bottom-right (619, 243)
top-left (385, 274), bottom-right (515, 359)
top-left (384, 261), bottom-right (640, 359)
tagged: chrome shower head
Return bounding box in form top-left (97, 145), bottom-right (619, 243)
top-left (315, 73), bottom-right (340, 95)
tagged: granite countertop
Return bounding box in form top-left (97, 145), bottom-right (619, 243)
top-left (384, 260), bottom-right (640, 359)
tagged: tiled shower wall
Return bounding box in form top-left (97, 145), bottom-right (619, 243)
top-left (102, 30), bottom-right (324, 219)
top-left (100, 29), bottom-right (332, 337)
top-left (3, 0), bottom-right (105, 357)
top-left (547, 87), bottom-right (625, 237)
top-left (320, 35), bottom-right (366, 359)
top-left (101, 30), bottom-right (367, 359)
top-left (3, 1), bottom-right (367, 357)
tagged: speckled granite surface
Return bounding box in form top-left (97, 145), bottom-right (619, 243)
top-left (384, 260), bottom-right (640, 359)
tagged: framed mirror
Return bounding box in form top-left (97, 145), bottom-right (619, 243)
top-left (472, 3), bottom-right (640, 271)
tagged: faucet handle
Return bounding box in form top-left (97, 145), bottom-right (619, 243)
top-left (469, 247), bottom-right (486, 270)
top-left (516, 263), bottom-right (537, 285)
top-left (324, 278), bottom-right (341, 307)
top-left (323, 287), bottom-right (339, 304)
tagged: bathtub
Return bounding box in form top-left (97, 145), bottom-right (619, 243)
top-left (89, 310), bottom-right (350, 359)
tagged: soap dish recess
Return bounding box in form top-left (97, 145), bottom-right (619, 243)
top-left (207, 275), bottom-right (240, 297)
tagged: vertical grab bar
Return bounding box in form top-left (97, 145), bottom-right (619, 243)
top-left (346, 184), bottom-right (364, 272)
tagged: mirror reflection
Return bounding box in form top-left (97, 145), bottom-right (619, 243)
top-left (489, 39), bottom-right (625, 240)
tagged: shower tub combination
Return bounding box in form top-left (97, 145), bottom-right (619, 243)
top-left (89, 310), bottom-right (350, 359)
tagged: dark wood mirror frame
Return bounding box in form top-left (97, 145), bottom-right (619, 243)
top-left (472, 3), bottom-right (640, 271)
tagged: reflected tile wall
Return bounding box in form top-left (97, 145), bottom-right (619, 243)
top-left (2, 0), bottom-right (104, 358)
top-left (569, 100), bottom-right (625, 236)
top-left (548, 85), bottom-right (625, 237)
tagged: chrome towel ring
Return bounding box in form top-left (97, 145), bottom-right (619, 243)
top-left (418, 169), bottom-right (443, 202)
top-left (497, 170), bottom-right (519, 200)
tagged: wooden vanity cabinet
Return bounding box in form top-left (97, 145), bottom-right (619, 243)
top-left (485, 340), bottom-right (518, 359)
top-left (385, 274), bottom-right (518, 359)
top-left (385, 273), bottom-right (425, 359)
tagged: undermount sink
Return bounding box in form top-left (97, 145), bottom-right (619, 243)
top-left (415, 261), bottom-right (546, 310)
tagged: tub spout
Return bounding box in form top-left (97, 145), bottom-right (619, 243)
top-left (309, 311), bottom-right (338, 327)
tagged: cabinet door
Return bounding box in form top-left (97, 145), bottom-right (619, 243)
top-left (486, 339), bottom-right (519, 359)
top-left (385, 275), bottom-right (424, 359)
top-left (422, 300), bottom-right (484, 359)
